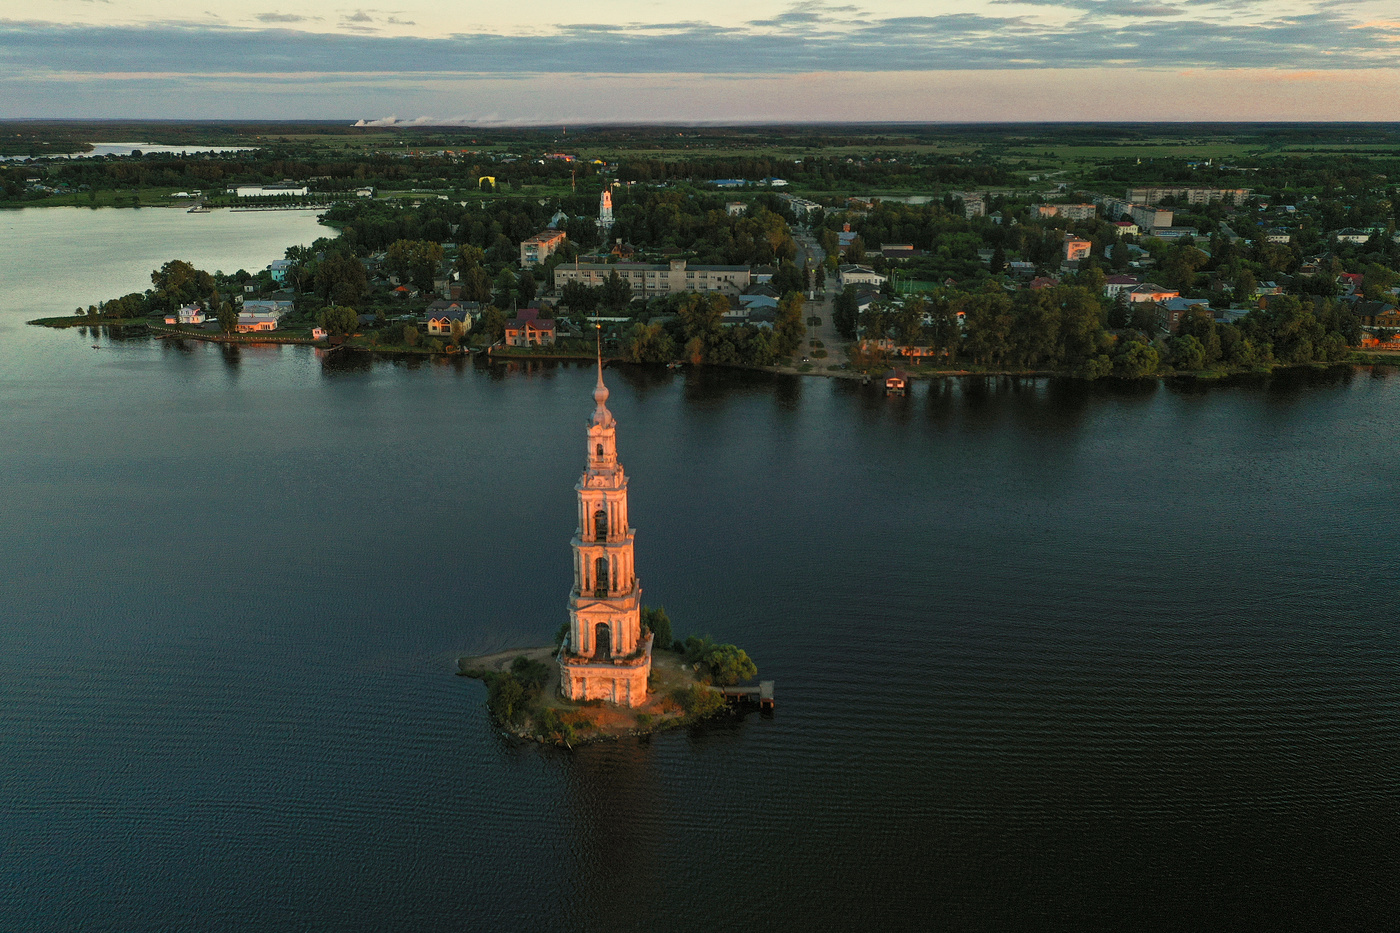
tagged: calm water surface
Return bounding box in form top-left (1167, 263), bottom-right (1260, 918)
top-left (1, 209), bottom-right (1397, 931)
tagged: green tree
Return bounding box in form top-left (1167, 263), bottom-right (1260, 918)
top-left (641, 606), bottom-right (674, 652)
top-left (217, 301), bottom-right (238, 335)
top-left (151, 260), bottom-right (215, 311)
top-left (623, 322), bottom-right (677, 363)
top-left (832, 285), bottom-right (860, 339)
top-left (314, 252), bottom-right (368, 305)
top-left (518, 269), bottom-right (537, 305)
top-left (1171, 334), bottom-right (1206, 370)
top-left (600, 270), bottom-right (633, 312)
top-left (1113, 340), bottom-right (1160, 377)
top-left (319, 305), bottom-right (359, 336)
top-left (386, 239), bottom-right (444, 292)
top-left (774, 291), bottom-right (805, 357)
top-left (480, 306), bottom-right (506, 343)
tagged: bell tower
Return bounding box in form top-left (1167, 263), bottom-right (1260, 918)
top-left (558, 339), bottom-right (652, 706)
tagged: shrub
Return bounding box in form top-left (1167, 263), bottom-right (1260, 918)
top-left (673, 684), bottom-right (726, 718)
top-left (682, 635), bottom-right (758, 686)
top-left (641, 606), bottom-right (673, 652)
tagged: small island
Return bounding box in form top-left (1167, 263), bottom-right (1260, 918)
top-left (459, 351), bottom-right (765, 747)
top-left (458, 627), bottom-right (764, 747)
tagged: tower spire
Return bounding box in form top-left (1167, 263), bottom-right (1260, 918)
top-left (592, 324), bottom-right (610, 418)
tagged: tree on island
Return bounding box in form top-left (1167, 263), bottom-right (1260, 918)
top-left (682, 635), bottom-right (757, 686)
top-left (641, 605), bottom-right (673, 652)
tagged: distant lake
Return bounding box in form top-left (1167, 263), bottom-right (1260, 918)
top-left (1, 209), bottom-right (1397, 931)
top-left (1, 142), bottom-right (259, 161)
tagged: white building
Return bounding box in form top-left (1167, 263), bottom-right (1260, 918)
top-left (163, 305), bottom-right (205, 325)
top-left (598, 189), bottom-right (614, 234)
top-left (837, 264), bottom-right (888, 289)
top-left (234, 185), bottom-right (309, 198)
top-left (554, 259), bottom-right (750, 297)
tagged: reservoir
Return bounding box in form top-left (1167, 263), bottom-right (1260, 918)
top-left (1, 208), bottom-right (1397, 931)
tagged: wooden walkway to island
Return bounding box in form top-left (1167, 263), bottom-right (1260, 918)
top-left (717, 681), bottom-right (775, 710)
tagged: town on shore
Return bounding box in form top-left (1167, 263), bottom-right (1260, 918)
top-left (16, 123), bottom-right (1400, 379)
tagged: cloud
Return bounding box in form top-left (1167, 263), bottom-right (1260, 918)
top-left (256, 13), bottom-right (312, 23)
top-left (0, 5), bottom-right (1396, 83)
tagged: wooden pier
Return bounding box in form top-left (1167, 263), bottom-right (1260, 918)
top-left (717, 681), bottom-right (775, 710)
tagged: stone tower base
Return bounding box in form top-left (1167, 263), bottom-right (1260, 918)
top-left (559, 637), bottom-right (652, 707)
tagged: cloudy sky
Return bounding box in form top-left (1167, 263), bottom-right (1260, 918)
top-left (4, 1), bottom-right (1400, 122)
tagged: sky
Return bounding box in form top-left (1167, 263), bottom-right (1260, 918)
top-left (3, 0), bottom-right (1400, 122)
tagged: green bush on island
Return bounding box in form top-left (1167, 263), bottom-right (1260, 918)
top-left (481, 655), bottom-right (551, 725)
top-left (682, 635), bottom-right (758, 686)
top-left (640, 605), bottom-right (673, 653)
top-left (673, 684), bottom-right (728, 718)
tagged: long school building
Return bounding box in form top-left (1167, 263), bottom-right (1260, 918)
top-left (554, 259), bottom-right (751, 297)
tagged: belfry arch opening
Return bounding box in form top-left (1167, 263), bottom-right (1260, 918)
top-left (596, 443), bottom-right (604, 459)
top-left (594, 556), bottom-right (609, 597)
top-left (594, 508), bottom-right (608, 541)
top-left (594, 622), bottom-right (611, 658)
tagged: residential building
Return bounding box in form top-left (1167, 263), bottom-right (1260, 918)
top-left (1353, 302), bottom-right (1400, 328)
top-left (1129, 205), bottom-right (1173, 232)
top-left (235, 314), bottom-right (279, 333)
top-left (503, 308), bottom-right (557, 346)
top-left (1113, 220), bottom-right (1140, 236)
top-left (1159, 296), bottom-right (1211, 333)
top-left (961, 195), bottom-right (985, 219)
top-left (725, 201), bottom-right (745, 217)
top-left (554, 259), bottom-right (751, 297)
top-left (266, 260), bottom-right (294, 284)
top-left (1127, 187), bottom-right (1252, 206)
top-left (1104, 274), bottom-right (1141, 298)
top-left (520, 229), bottom-right (567, 267)
top-left (1063, 235), bottom-right (1092, 262)
top-left (1038, 204), bottom-right (1097, 221)
top-left (1334, 228), bottom-right (1374, 245)
top-left (242, 299), bottom-right (293, 317)
top-left (1129, 283), bottom-right (1179, 303)
top-left (163, 304), bottom-right (205, 325)
top-left (426, 304), bottom-right (473, 337)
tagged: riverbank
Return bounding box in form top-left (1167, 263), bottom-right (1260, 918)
top-left (458, 646), bottom-right (736, 747)
top-left (29, 314), bottom-right (1396, 383)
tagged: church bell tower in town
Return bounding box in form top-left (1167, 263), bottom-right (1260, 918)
top-left (558, 344), bottom-right (652, 706)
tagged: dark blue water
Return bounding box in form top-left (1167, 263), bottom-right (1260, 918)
top-left (2, 214), bottom-right (1398, 931)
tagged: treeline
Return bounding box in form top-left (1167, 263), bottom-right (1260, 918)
top-left (615, 292), bottom-right (806, 367)
top-left (840, 285), bottom-right (1360, 378)
top-left (0, 146), bottom-right (595, 201)
top-left (616, 154), bottom-right (1011, 188)
top-left (609, 189), bottom-right (797, 265)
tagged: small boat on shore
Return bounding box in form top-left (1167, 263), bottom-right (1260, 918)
top-left (188, 204), bottom-right (210, 213)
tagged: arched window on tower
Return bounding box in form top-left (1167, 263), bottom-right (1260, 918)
top-left (596, 443), bottom-right (604, 459)
top-left (594, 556), bottom-right (609, 597)
top-left (594, 508), bottom-right (608, 542)
top-left (594, 622), bottom-right (611, 658)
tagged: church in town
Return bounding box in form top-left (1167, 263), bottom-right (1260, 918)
top-left (557, 351), bottom-right (652, 706)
